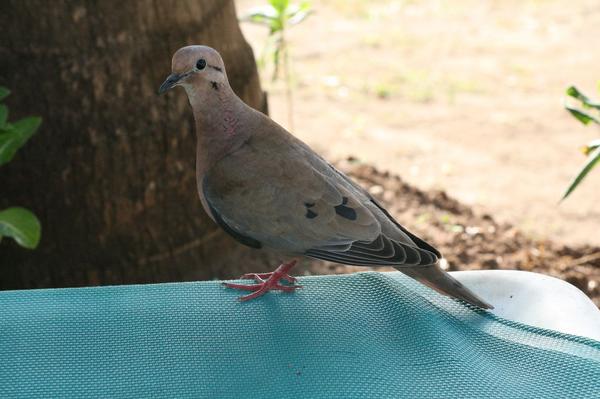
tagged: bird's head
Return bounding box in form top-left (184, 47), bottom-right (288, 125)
top-left (158, 45), bottom-right (227, 95)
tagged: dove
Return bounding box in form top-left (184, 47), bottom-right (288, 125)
top-left (159, 45), bottom-right (493, 309)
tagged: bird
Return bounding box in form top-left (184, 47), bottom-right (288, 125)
top-left (158, 45), bottom-right (493, 309)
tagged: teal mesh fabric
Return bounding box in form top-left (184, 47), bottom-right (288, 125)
top-left (1, 272), bottom-right (600, 398)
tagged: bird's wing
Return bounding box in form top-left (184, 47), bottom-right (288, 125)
top-left (301, 164), bottom-right (439, 267)
top-left (202, 125), bottom-right (438, 267)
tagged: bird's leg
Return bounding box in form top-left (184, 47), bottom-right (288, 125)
top-left (222, 259), bottom-right (301, 301)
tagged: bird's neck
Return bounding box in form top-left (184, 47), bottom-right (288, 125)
top-left (189, 83), bottom-right (251, 176)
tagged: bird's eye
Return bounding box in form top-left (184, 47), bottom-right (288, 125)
top-left (196, 59), bottom-right (206, 70)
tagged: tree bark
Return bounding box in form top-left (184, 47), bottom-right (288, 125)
top-left (0, 0), bottom-right (271, 289)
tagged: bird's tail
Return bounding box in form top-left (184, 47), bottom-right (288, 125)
top-left (399, 262), bottom-right (493, 309)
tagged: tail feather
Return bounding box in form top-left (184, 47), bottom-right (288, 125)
top-left (399, 263), bottom-right (494, 309)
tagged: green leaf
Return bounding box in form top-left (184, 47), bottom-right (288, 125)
top-left (0, 87), bottom-right (9, 102)
top-left (0, 207), bottom-right (41, 249)
top-left (272, 20), bottom-right (285, 33)
top-left (299, 0), bottom-right (311, 11)
top-left (12, 116), bottom-right (42, 136)
top-left (0, 116), bottom-right (41, 166)
top-left (247, 13), bottom-right (274, 25)
top-left (242, 6), bottom-right (277, 25)
top-left (565, 105), bottom-right (600, 125)
top-left (0, 104), bottom-right (7, 128)
top-left (287, 2), bottom-right (312, 25)
top-left (583, 138), bottom-right (600, 155)
top-left (287, 1), bottom-right (313, 25)
top-left (269, 0), bottom-right (290, 13)
top-left (288, 9), bottom-right (312, 25)
top-left (566, 86), bottom-right (600, 110)
top-left (561, 145), bottom-right (600, 201)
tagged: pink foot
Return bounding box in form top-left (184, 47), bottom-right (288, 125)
top-left (223, 260), bottom-right (302, 302)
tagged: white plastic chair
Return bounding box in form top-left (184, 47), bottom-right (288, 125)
top-left (452, 270), bottom-right (600, 341)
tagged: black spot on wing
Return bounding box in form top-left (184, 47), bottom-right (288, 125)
top-left (305, 209), bottom-right (318, 219)
top-left (334, 197), bottom-right (357, 220)
top-left (322, 161), bottom-right (440, 261)
top-left (334, 205), bottom-right (356, 220)
top-left (304, 202), bottom-right (318, 218)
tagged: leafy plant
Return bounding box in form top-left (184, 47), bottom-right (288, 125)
top-left (561, 85), bottom-right (600, 201)
top-left (0, 86), bottom-right (42, 249)
top-left (242, 0), bottom-right (312, 129)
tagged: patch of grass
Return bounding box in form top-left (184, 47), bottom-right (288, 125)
top-left (374, 82), bottom-right (394, 99)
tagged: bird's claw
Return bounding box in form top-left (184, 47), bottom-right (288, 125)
top-left (221, 282), bottom-right (262, 291)
top-left (223, 260), bottom-right (301, 301)
top-left (239, 272), bottom-right (297, 283)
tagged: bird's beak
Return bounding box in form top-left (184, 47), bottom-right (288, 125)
top-left (158, 73), bottom-right (182, 94)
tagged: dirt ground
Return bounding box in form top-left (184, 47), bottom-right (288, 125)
top-left (237, 0), bottom-right (600, 247)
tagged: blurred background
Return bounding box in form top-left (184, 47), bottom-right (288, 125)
top-left (1, 0), bottom-right (599, 305)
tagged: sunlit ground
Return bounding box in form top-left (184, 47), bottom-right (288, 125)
top-left (236, 0), bottom-right (600, 246)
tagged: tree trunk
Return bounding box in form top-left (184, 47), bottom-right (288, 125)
top-left (0, 0), bottom-right (272, 289)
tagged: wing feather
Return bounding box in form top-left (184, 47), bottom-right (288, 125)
top-left (305, 233), bottom-right (437, 267)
